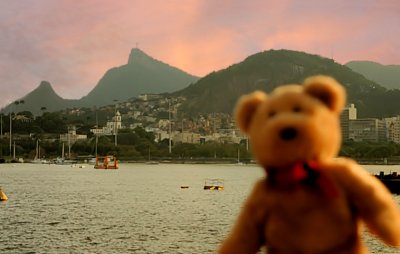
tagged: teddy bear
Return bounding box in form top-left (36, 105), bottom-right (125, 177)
top-left (218, 75), bottom-right (400, 254)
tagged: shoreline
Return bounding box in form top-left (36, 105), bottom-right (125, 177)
top-left (1, 159), bottom-right (399, 166)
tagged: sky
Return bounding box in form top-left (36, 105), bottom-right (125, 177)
top-left (0, 0), bottom-right (399, 108)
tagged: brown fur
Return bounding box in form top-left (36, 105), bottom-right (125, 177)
top-left (219, 75), bottom-right (400, 253)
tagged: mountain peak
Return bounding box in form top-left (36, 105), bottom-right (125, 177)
top-left (128, 48), bottom-right (153, 64)
top-left (29, 81), bottom-right (59, 98)
top-left (37, 80), bottom-right (53, 89)
top-left (32, 81), bottom-right (57, 96)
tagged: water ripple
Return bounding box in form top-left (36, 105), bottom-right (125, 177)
top-left (0, 163), bottom-right (398, 253)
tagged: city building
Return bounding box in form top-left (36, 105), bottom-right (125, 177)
top-left (138, 94), bottom-right (162, 101)
top-left (90, 110), bottom-right (122, 135)
top-left (169, 131), bottom-right (201, 144)
top-left (348, 118), bottom-right (386, 142)
top-left (341, 104), bottom-right (357, 141)
top-left (385, 116), bottom-right (400, 143)
top-left (60, 126), bottom-right (87, 144)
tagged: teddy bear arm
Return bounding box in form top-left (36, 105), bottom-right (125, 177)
top-left (218, 180), bottom-right (268, 254)
top-left (356, 183), bottom-right (400, 247)
top-left (334, 161), bottom-right (400, 247)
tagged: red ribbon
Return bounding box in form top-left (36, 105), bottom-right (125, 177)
top-left (267, 161), bottom-right (338, 199)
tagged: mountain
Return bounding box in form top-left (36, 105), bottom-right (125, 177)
top-left (176, 49), bottom-right (397, 118)
top-left (345, 61), bottom-right (400, 90)
top-left (79, 48), bottom-right (199, 106)
top-left (5, 49), bottom-right (400, 119)
top-left (2, 48), bottom-right (199, 115)
top-left (3, 81), bottom-right (78, 115)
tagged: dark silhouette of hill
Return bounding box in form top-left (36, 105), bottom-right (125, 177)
top-left (2, 48), bottom-right (199, 115)
top-left (3, 81), bottom-right (78, 115)
top-left (346, 61), bottom-right (400, 90)
top-left (176, 49), bottom-right (397, 118)
top-left (79, 48), bottom-right (199, 106)
top-left (4, 49), bottom-right (400, 119)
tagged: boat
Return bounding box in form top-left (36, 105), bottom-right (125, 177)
top-left (146, 147), bottom-right (158, 164)
top-left (0, 187), bottom-right (8, 201)
top-left (146, 161), bottom-right (159, 165)
top-left (87, 157), bottom-right (96, 165)
top-left (204, 178), bottom-right (224, 190)
top-left (94, 155), bottom-right (118, 169)
top-left (54, 142), bottom-right (77, 165)
top-left (31, 139), bottom-right (48, 164)
top-left (236, 147), bottom-right (245, 165)
top-left (55, 158), bottom-right (77, 165)
top-left (375, 171), bottom-right (400, 194)
top-left (31, 158), bottom-right (49, 164)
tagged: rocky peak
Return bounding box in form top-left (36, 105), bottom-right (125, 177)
top-left (37, 80), bottom-right (53, 90)
top-left (128, 48), bottom-right (154, 65)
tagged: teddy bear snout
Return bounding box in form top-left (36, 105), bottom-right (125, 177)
top-left (280, 127), bottom-right (297, 141)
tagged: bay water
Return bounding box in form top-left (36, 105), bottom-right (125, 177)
top-left (0, 163), bottom-right (399, 253)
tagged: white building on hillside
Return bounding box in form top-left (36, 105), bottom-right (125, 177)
top-left (90, 110), bottom-right (122, 135)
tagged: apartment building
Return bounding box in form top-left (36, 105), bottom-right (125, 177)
top-left (348, 118), bottom-right (386, 142)
top-left (340, 104), bottom-right (357, 141)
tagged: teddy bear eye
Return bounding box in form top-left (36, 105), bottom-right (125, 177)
top-left (292, 106), bottom-right (302, 113)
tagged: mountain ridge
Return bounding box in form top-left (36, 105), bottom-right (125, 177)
top-left (79, 48), bottom-right (199, 106)
top-left (2, 48), bottom-right (199, 114)
top-left (4, 49), bottom-right (400, 119)
top-left (345, 61), bottom-right (400, 90)
top-left (176, 49), bottom-right (389, 118)
top-left (5, 81), bottom-right (78, 115)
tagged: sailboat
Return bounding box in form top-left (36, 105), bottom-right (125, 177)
top-left (236, 147), bottom-right (244, 165)
top-left (32, 139), bottom-right (48, 164)
top-left (146, 147), bottom-right (158, 164)
top-left (55, 142), bottom-right (66, 164)
top-left (55, 142), bottom-right (76, 165)
top-left (87, 135), bottom-right (98, 165)
top-left (0, 114), bottom-right (4, 163)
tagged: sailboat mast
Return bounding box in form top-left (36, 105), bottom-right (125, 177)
top-left (68, 127), bottom-right (71, 160)
top-left (62, 142), bottom-right (65, 160)
top-left (35, 139), bottom-right (39, 159)
top-left (0, 113), bottom-right (2, 158)
top-left (237, 147), bottom-right (240, 164)
top-left (95, 135), bottom-right (98, 157)
top-left (168, 99), bottom-right (172, 154)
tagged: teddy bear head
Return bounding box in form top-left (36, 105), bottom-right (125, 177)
top-left (235, 75), bottom-right (346, 169)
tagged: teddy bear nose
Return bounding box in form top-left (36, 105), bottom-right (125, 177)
top-left (280, 127), bottom-right (297, 140)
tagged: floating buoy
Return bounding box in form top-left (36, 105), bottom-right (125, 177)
top-left (203, 178), bottom-right (225, 191)
top-left (0, 187), bottom-right (8, 201)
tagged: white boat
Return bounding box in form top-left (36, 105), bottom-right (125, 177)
top-left (31, 158), bottom-right (49, 164)
top-left (87, 157), bottom-right (96, 165)
top-left (31, 139), bottom-right (48, 164)
top-left (55, 142), bottom-right (77, 165)
top-left (55, 157), bottom-right (77, 165)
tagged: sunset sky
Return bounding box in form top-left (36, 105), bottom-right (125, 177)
top-left (0, 0), bottom-right (399, 108)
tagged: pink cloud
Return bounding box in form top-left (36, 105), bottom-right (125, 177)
top-left (0, 0), bottom-right (399, 108)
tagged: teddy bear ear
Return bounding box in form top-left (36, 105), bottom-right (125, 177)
top-left (303, 75), bottom-right (346, 114)
top-left (234, 91), bottom-right (267, 134)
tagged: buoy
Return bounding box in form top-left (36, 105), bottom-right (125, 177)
top-left (0, 187), bottom-right (8, 201)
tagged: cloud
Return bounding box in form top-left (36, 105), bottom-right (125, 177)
top-left (0, 0), bottom-right (399, 108)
